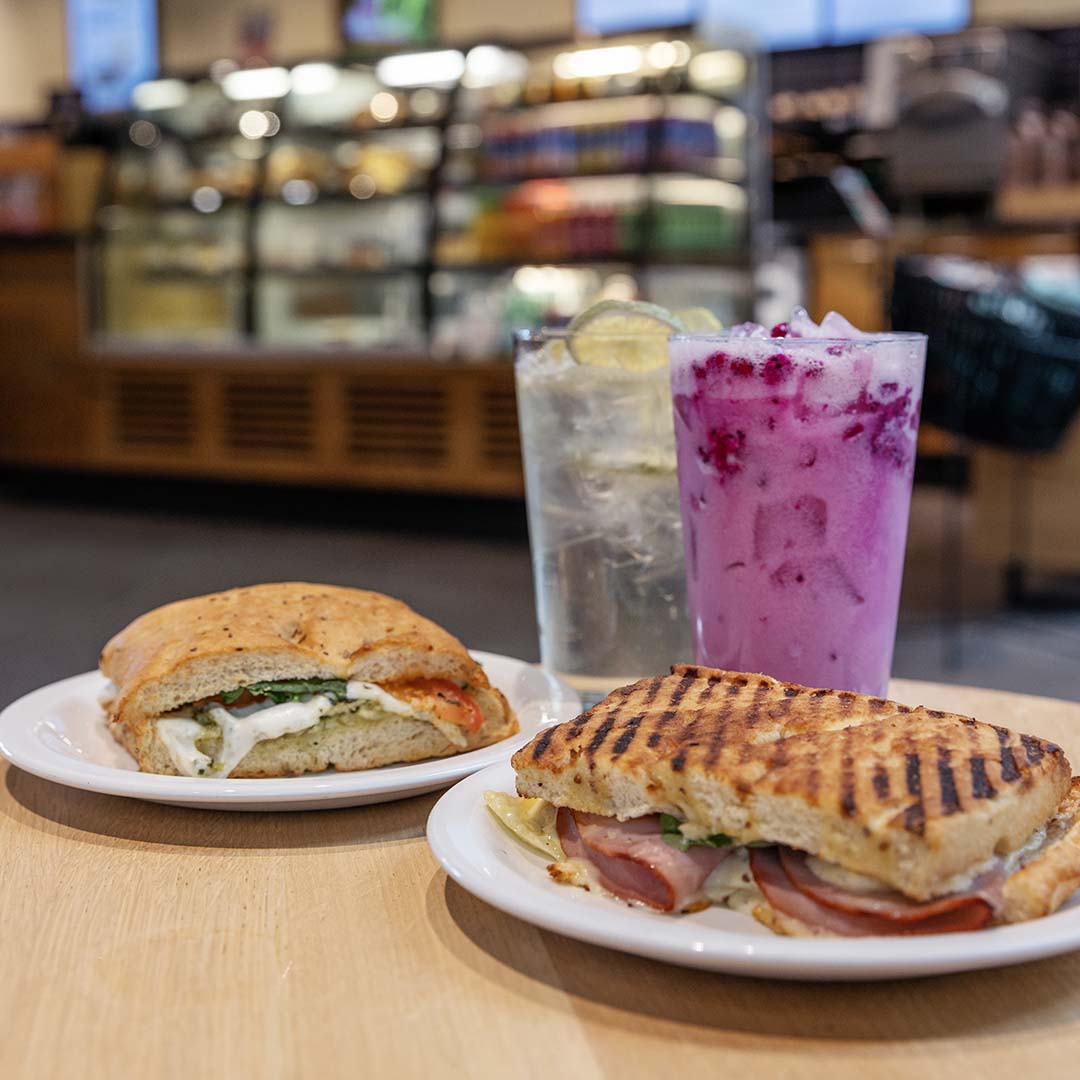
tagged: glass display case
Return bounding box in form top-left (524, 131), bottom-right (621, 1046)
top-left (90, 32), bottom-right (764, 356)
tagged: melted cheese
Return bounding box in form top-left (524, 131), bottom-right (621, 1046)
top-left (934, 823), bottom-right (1049, 894)
top-left (156, 718), bottom-right (214, 776)
top-left (704, 848), bottom-right (763, 907)
top-left (154, 680), bottom-right (424, 778)
top-left (345, 681), bottom-right (413, 714)
top-left (484, 791), bottom-right (564, 860)
top-left (205, 697), bottom-right (334, 777)
top-left (805, 856), bottom-right (887, 893)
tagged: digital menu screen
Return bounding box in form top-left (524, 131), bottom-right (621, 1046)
top-left (579, 0), bottom-right (969, 50)
top-left (66, 0), bottom-right (158, 113)
top-left (831, 0), bottom-right (969, 45)
top-left (577, 0), bottom-right (699, 35)
top-left (341, 0), bottom-right (434, 43)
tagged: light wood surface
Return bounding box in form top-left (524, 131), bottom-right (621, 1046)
top-left (4, 678), bottom-right (1080, 1080)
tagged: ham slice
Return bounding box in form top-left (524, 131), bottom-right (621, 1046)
top-left (777, 848), bottom-right (1001, 923)
top-left (750, 848), bottom-right (994, 936)
top-left (556, 809), bottom-right (730, 912)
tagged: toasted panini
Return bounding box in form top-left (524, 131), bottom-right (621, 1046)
top-left (512, 665), bottom-right (1070, 900)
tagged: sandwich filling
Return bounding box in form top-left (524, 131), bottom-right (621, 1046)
top-left (485, 793), bottom-right (1050, 935)
top-left (107, 676), bottom-right (485, 777)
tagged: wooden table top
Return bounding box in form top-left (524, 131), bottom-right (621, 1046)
top-left (4, 678), bottom-right (1080, 1080)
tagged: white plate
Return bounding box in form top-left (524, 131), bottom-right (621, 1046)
top-left (427, 761), bottom-right (1080, 982)
top-left (0, 652), bottom-right (579, 811)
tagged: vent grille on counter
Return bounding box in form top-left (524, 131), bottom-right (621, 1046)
top-left (345, 383), bottom-right (449, 462)
top-left (224, 377), bottom-right (314, 454)
top-left (114, 374), bottom-right (195, 450)
top-left (481, 386), bottom-right (520, 466)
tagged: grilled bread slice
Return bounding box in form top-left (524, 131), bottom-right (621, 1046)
top-left (512, 665), bottom-right (1070, 901)
top-left (101, 582), bottom-right (517, 777)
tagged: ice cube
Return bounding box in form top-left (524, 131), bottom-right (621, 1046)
top-left (817, 310), bottom-right (863, 339)
top-left (787, 306), bottom-right (817, 338)
top-left (770, 555), bottom-right (864, 604)
top-left (786, 306), bottom-right (864, 340)
top-left (727, 321), bottom-right (768, 339)
top-left (753, 495), bottom-right (827, 560)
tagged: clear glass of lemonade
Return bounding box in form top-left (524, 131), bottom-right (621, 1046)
top-left (515, 326), bottom-right (694, 704)
top-left (669, 310), bottom-right (927, 697)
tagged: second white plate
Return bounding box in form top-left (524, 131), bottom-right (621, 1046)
top-left (0, 651), bottom-right (579, 811)
top-left (427, 760), bottom-right (1080, 982)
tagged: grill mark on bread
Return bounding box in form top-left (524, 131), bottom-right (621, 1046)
top-left (530, 725), bottom-right (557, 761)
top-left (567, 711), bottom-right (595, 741)
top-left (738, 681), bottom-right (772, 763)
top-left (839, 726), bottom-right (856, 817)
top-left (1021, 734), bottom-right (1045, 764)
top-left (668, 673), bottom-right (695, 710)
top-left (937, 748), bottom-right (960, 815)
top-left (701, 682), bottom-right (742, 767)
top-left (872, 764), bottom-right (890, 800)
top-left (644, 676), bottom-right (689, 748)
top-left (585, 716), bottom-right (616, 762)
top-left (904, 750), bottom-right (926, 835)
top-left (646, 722), bottom-right (667, 748)
top-left (970, 757), bottom-right (996, 799)
top-left (611, 714), bottom-right (644, 758)
top-left (670, 680), bottom-right (716, 772)
top-left (640, 676), bottom-right (663, 707)
top-left (995, 726), bottom-right (1022, 784)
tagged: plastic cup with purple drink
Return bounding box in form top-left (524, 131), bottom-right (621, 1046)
top-left (670, 309), bottom-right (927, 697)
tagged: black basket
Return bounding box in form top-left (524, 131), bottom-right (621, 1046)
top-left (890, 257), bottom-right (1080, 452)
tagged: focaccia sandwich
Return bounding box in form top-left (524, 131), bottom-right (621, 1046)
top-left (101, 582), bottom-right (517, 778)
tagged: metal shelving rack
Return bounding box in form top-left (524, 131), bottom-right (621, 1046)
top-left (91, 31), bottom-right (764, 355)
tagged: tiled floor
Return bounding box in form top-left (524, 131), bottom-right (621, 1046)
top-left (1, 478), bottom-right (1076, 706)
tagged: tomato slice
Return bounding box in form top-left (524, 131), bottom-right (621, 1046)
top-left (403, 678), bottom-right (485, 733)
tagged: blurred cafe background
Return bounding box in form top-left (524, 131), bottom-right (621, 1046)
top-left (2, 0), bottom-right (1080, 700)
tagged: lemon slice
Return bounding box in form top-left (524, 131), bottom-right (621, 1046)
top-left (567, 300), bottom-right (685, 370)
top-left (674, 307), bottom-right (723, 332)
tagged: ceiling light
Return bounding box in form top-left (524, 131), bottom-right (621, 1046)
top-left (688, 51), bottom-right (747, 93)
top-left (376, 50), bottom-right (464, 88)
top-left (553, 46), bottom-right (642, 81)
top-left (132, 78), bottom-right (190, 111)
top-left (222, 67), bottom-right (290, 101)
top-left (463, 45), bottom-right (528, 88)
top-left (369, 91), bottom-right (399, 123)
top-left (238, 110), bottom-right (271, 138)
top-left (290, 63), bottom-right (340, 95)
top-left (646, 42), bottom-right (678, 70)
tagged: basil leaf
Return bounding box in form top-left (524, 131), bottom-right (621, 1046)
top-left (659, 813), bottom-right (735, 851)
top-left (212, 679), bottom-right (350, 707)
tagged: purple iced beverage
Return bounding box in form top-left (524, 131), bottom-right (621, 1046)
top-left (670, 311), bottom-right (927, 696)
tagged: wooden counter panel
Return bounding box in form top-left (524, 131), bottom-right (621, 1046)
top-left (82, 360), bottom-right (525, 497)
